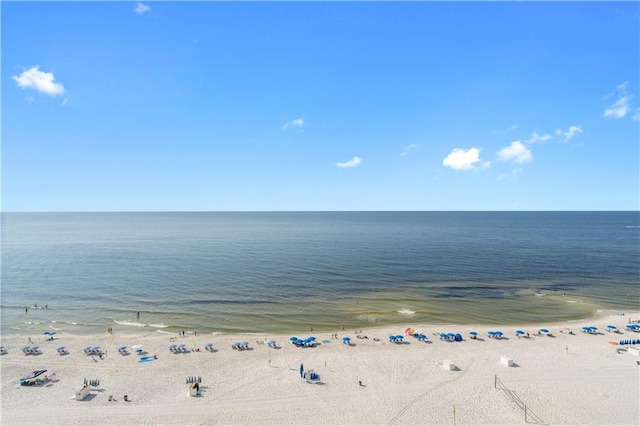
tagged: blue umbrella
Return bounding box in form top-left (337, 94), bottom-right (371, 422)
top-left (342, 336), bottom-right (351, 342)
top-left (469, 331), bottom-right (478, 336)
top-left (307, 336), bottom-right (316, 341)
top-left (290, 337), bottom-right (298, 341)
top-left (539, 328), bottom-right (549, 333)
top-left (417, 333), bottom-right (426, 340)
top-left (606, 325), bottom-right (617, 330)
top-left (515, 330), bottom-right (525, 335)
top-left (395, 335), bottom-right (404, 340)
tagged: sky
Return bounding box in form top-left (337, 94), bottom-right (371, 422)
top-left (2, 1), bottom-right (639, 211)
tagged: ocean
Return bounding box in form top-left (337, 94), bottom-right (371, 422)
top-left (1, 212), bottom-right (638, 335)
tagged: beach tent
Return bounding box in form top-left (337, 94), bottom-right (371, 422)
top-left (539, 329), bottom-right (549, 334)
top-left (342, 336), bottom-right (351, 344)
top-left (20, 370), bottom-right (48, 386)
top-left (454, 333), bottom-right (463, 342)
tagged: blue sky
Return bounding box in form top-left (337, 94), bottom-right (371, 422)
top-left (3, 1), bottom-right (639, 211)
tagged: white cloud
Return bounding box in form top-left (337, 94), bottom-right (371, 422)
top-left (12, 66), bottom-right (65, 96)
top-left (336, 156), bottom-right (362, 168)
top-left (525, 131), bottom-right (552, 144)
top-left (497, 140), bottom-right (532, 164)
top-left (281, 117), bottom-right (304, 130)
top-left (555, 125), bottom-right (583, 142)
top-left (134, 2), bottom-right (151, 14)
top-left (442, 147), bottom-right (488, 171)
top-left (603, 81), bottom-right (632, 119)
top-left (400, 144), bottom-right (418, 157)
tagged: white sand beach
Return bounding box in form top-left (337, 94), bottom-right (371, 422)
top-left (1, 310), bottom-right (639, 425)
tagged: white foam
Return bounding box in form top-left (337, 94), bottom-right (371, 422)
top-left (114, 320), bottom-right (146, 327)
top-left (156, 329), bottom-right (174, 335)
top-left (398, 309), bottom-right (415, 315)
top-left (148, 323), bottom-right (169, 328)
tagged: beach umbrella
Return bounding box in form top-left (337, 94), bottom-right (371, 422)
top-left (515, 330), bottom-right (525, 335)
top-left (539, 328), bottom-right (549, 334)
top-left (289, 337), bottom-right (298, 341)
top-left (342, 336), bottom-right (351, 342)
top-left (307, 336), bottom-right (316, 341)
top-left (469, 331), bottom-right (478, 336)
top-left (606, 325), bottom-right (617, 330)
top-left (418, 333), bottom-right (426, 340)
top-left (300, 363), bottom-right (304, 378)
top-left (405, 328), bottom-right (414, 335)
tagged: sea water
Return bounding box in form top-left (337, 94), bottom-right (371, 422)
top-left (1, 212), bottom-right (638, 335)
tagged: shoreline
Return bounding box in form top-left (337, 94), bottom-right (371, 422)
top-left (2, 307), bottom-right (630, 339)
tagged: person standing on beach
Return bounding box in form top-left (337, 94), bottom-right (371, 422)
top-left (136, 312), bottom-right (140, 320)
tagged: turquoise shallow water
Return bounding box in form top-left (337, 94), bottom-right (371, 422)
top-left (1, 212), bottom-right (638, 335)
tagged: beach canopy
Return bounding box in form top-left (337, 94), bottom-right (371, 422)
top-left (469, 331), bottom-right (478, 336)
top-left (289, 337), bottom-right (298, 341)
top-left (606, 325), bottom-right (617, 330)
top-left (342, 336), bottom-right (351, 342)
top-left (539, 329), bottom-right (549, 333)
top-left (417, 333), bottom-right (426, 340)
top-left (21, 370), bottom-right (47, 380)
top-left (515, 330), bottom-right (525, 335)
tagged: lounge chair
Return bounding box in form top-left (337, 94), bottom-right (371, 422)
top-left (56, 346), bottom-right (68, 355)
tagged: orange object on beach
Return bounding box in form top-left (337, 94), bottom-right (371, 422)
top-left (608, 341), bottom-right (619, 345)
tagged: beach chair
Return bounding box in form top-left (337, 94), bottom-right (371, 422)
top-left (0, 345), bottom-right (6, 355)
top-left (22, 346), bottom-right (31, 355)
top-left (118, 345), bottom-right (129, 355)
top-left (204, 343), bottom-right (214, 351)
top-left (29, 346), bottom-right (41, 354)
top-left (56, 346), bottom-right (68, 355)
